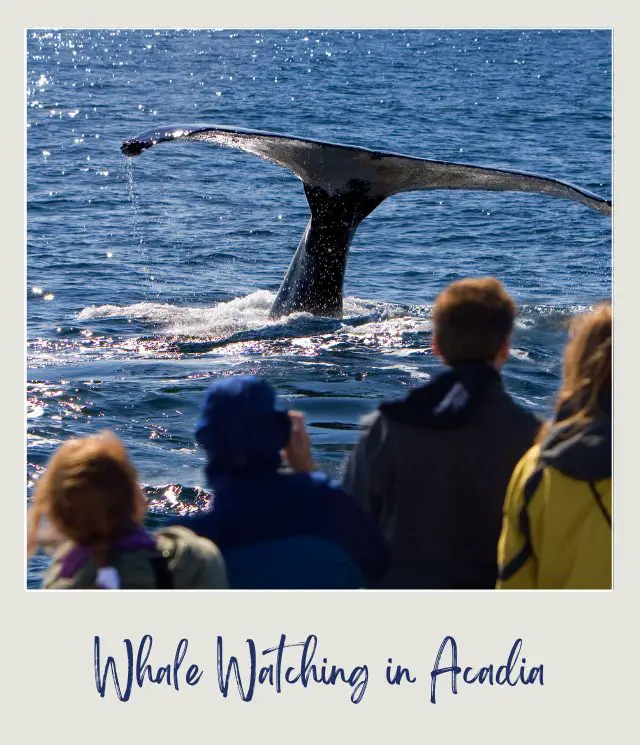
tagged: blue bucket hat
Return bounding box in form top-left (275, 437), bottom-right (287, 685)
top-left (195, 375), bottom-right (291, 472)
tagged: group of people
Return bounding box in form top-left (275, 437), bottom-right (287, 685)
top-left (27, 277), bottom-right (612, 590)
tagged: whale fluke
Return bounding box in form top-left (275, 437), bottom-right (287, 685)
top-left (121, 124), bottom-right (612, 317)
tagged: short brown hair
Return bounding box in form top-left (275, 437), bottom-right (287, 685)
top-left (433, 277), bottom-right (516, 364)
top-left (27, 431), bottom-right (143, 563)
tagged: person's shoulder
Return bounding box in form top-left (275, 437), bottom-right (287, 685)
top-left (41, 541), bottom-right (86, 589)
top-left (513, 401), bottom-right (544, 436)
top-left (509, 442), bottom-right (545, 494)
top-left (156, 524), bottom-right (223, 562)
top-left (360, 409), bottom-right (382, 430)
top-left (156, 525), bottom-right (228, 589)
top-left (493, 383), bottom-right (543, 428)
top-left (357, 407), bottom-right (395, 443)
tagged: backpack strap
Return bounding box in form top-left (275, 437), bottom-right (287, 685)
top-left (150, 549), bottom-right (174, 589)
top-left (498, 465), bottom-right (543, 582)
top-left (589, 482), bottom-right (612, 527)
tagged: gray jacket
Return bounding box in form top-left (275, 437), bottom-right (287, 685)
top-left (343, 366), bottom-right (540, 589)
top-left (44, 526), bottom-right (228, 590)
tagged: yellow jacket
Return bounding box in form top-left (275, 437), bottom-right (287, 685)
top-left (497, 414), bottom-right (611, 590)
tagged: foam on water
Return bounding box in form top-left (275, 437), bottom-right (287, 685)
top-left (76, 292), bottom-right (411, 339)
top-left (337, 316), bottom-right (432, 345)
top-left (40, 292), bottom-right (589, 371)
top-left (25, 292), bottom-right (590, 374)
top-left (78, 291), bottom-right (290, 336)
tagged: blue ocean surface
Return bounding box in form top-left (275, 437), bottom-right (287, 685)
top-left (26, 29), bottom-right (611, 587)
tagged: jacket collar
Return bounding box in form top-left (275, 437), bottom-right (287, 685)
top-left (379, 362), bottom-right (503, 428)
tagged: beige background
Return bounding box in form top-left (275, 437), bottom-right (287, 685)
top-left (8, 3), bottom-right (636, 742)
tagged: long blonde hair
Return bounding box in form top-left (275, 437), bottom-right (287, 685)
top-left (537, 302), bottom-right (612, 443)
top-left (27, 431), bottom-right (145, 568)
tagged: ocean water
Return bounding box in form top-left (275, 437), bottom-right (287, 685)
top-left (26, 29), bottom-right (611, 587)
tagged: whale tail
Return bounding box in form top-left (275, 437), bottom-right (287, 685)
top-left (122, 123), bottom-right (611, 214)
top-left (121, 124), bottom-right (611, 317)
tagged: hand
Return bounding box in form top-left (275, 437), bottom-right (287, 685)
top-left (282, 410), bottom-right (316, 473)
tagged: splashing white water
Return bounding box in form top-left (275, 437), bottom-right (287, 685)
top-left (76, 291), bottom-right (418, 340)
top-left (77, 290), bottom-right (279, 337)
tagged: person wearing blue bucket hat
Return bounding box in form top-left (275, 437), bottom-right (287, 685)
top-left (194, 375), bottom-right (293, 475)
top-left (172, 375), bottom-right (390, 589)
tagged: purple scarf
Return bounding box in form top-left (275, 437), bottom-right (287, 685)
top-left (59, 525), bottom-right (157, 579)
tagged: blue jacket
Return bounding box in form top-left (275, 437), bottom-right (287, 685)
top-left (173, 375), bottom-right (389, 589)
top-left (173, 469), bottom-right (390, 589)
